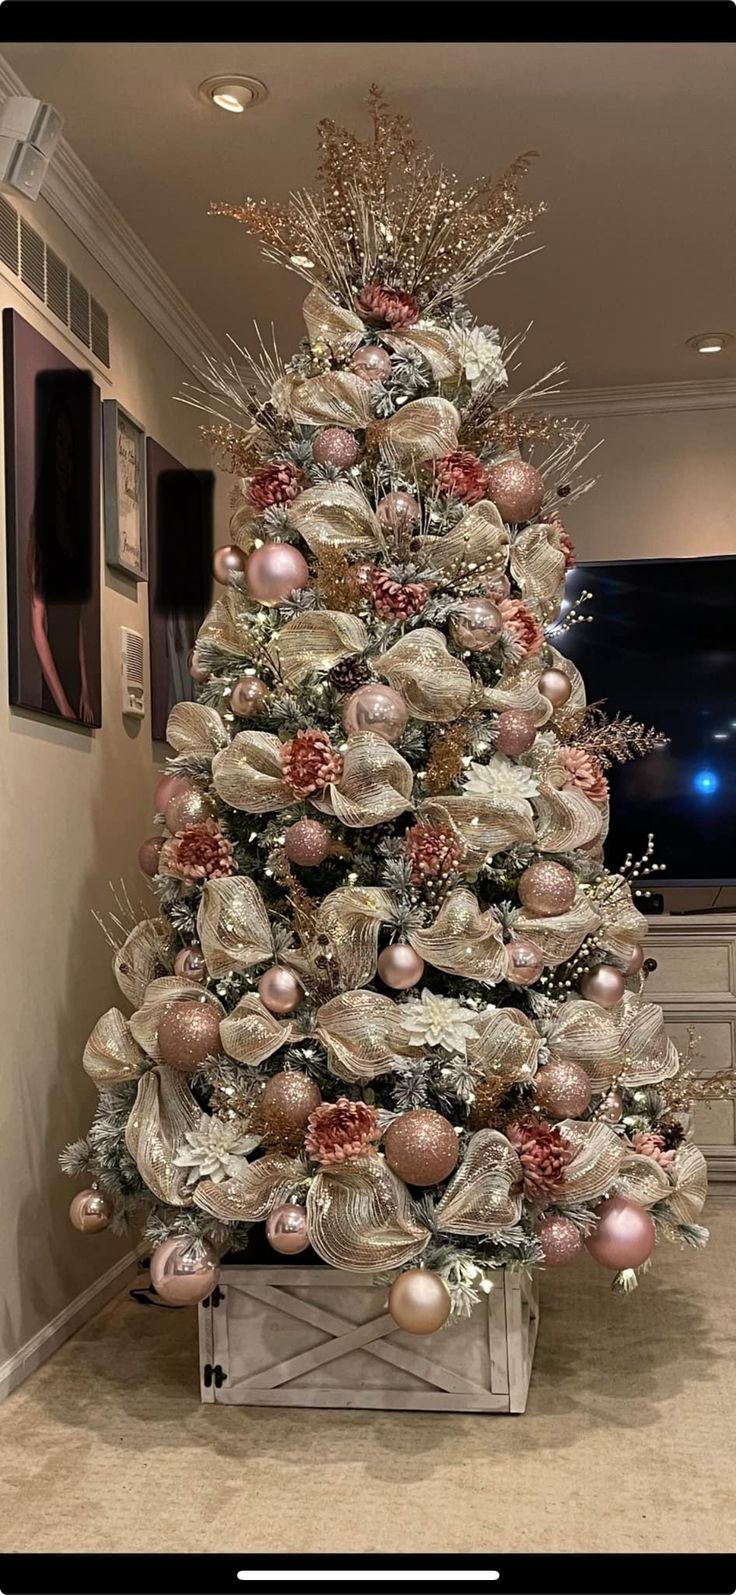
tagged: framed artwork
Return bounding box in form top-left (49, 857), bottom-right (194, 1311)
top-left (3, 309), bottom-right (102, 727)
top-left (146, 436), bottom-right (214, 741)
top-left (103, 399), bottom-right (147, 580)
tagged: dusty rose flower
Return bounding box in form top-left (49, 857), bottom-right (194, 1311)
top-left (558, 747), bottom-right (609, 806)
top-left (281, 729), bottom-right (344, 798)
top-left (159, 820), bottom-right (235, 882)
top-left (498, 597), bottom-right (544, 658)
top-left (356, 282), bottom-right (420, 328)
top-left (368, 568), bottom-right (428, 622)
top-left (631, 1131), bottom-right (676, 1169)
top-left (434, 449), bottom-right (489, 505)
top-left (305, 1097), bottom-right (382, 1164)
top-left (507, 1119), bottom-right (575, 1200)
top-left (248, 462), bottom-right (305, 509)
top-left (404, 823), bottom-right (466, 884)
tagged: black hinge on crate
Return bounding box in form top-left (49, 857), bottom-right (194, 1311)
top-left (201, 1285), bottom-right (224, 1310)
top-left (203, 1363), bottom-right (227, 1389)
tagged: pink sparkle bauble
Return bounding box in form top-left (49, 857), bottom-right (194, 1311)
top-left (257, 966), bottom-right (304, 1015)
top-left (312, 427), bottom-right (359, 468)
top-left (388, 1269), bottom-right (452, 1335)
top-left (284, 818), bottom-right (331, 867)
top-left (624, 944), bottom-right (645, 975)
top-left (580, 964), bottom-right (626, 1009)
top-left (150, 1238), bottom-right (220, 1306)
top-left (157, 1000), bottom-right (222, 1071)
top-left (449, 598), bottom-right (503, 653)
top-left (138, 836), bottom-right (163, 878)
top-left (384, 1109), bottom-right (459, 1187)
top-left (534, 1060), bottom-right (592, 1120)
top-left (342, 683), bottom-right (408, 744)
top-left (506, 937), bottom-right (545, 987)
top-left (165, 784), bottom-right (215, 832)
top-left (154, 773), bottom-right (188, 815)
top-left (518, 860), bottom-right (577, 917)
top-left (231, 676), bottom-right (269, 718)
top-left (496, 709), bottom-right (536, 756)
top-left (486, 459), bottom-right (545, 524)
top-left (265, 1203), bottom-right (310, 1255)
top-left (376, 490), bottom-right (421, 533)
top-left (377, 944), bottom-right (425, 990)
top-left (174, 945), bottom-right (207, 982)
top-left (245, 542), bottom-right (310, 606)
top-left (539, 667), bottom-right (572, 708)
top-left (585, 1195), bottom-right (656, 1271)
top-left (212, 544), bottom-right (245, 586)
top-left (260, 1072), bottom-right (322, 1139)
top-left (69, 1189), bottom-right (113, 1233)
top-left (349, 343), bottom-right (392, 383)
top-left (538, 1213), bottom-right (584, 1268)
top-left (187, 649), bottom-right (210, 684)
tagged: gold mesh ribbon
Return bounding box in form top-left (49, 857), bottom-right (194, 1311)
top-left (276, 610), bottom-right (369, 684)
top-left (220, 994), bottom-right (298, 1068)
top-left (408, 888), bottom-right (506, 985)
top-left (287, 885), bottom-right (395, 990)
top-left (197, 877), bottom-right (274, 977)
top-left (533, 783), bottom-right (604, 852)
top-left (114, 918), bottom-right (174, 1007)
top-left (514, 891), bottom-right (602, 966)
top-left (482, 656), bottom-right (554, 727)
top-left (125, 1065), bottom-right (201, 1207)
top-left (302, 288), bottom-right (463, 382)
top-left (545, 998), bottom-right (622, 1088)
top-left (616, 1151), bottom-right (670, 1209)
top-left (196, 588), bottom-right (255, 657)
top-left (194, 1151), bottom-right (310, 1222)
top-left (83, 1008), bottom-right (145, 1088)
top-left (510, 523), bottom-right (566, 619)
top-left (306, 1156), bottom-right (430, 1271)
top-left (558, 1119), bottom-right (624, 1204)
top-left (302, 286), bottom-right (364, 356)
top-left (287, 481), bottom-right (379, 558)
top-left (371, 396), bottom-right (460, 467)
top-left (272, 370), bottom-right (373, 428)
top-left (617, 995), bottom-right (680, 1087)
top-left (419, 793), bottom-right (536, 869)
top-left (547, 645), bottom-right (587, 714)
top-left (376, 628), bottom-right (475, 722)
top-left (388, 322), bottom-right (463, 382)
top-left (592, 875), bottom-right (648, 963)
top-left (312, 733), bottom-right (414, 828)
top-left (466, 1006), bottom-right (542, 1087)
top-left (129, 977), bottom-right (224, 1061)
top-left (166, 701), bottom-right (228, 756)
top-left (665, 1142), bottom-right (708, 1223)
top-left (314, 989), bottom-right (416, 1082)
top-left (212, 730), bottom-right (291, 813)
top-left (419, 499), bottom-right (509, 582)
top-left (435, 1130), bottom-right (523, 1234)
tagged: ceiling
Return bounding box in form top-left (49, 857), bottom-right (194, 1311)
top-left (4, 40), bottom-right (736, 390)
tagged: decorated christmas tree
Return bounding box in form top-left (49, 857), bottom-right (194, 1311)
top-left (65, 89), bottom-right (713, 1334)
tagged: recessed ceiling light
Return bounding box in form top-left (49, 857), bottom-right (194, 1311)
top-left (686, 332), bottom-right (733, 355)
top-left (198, 76), bottom-right (268, 114)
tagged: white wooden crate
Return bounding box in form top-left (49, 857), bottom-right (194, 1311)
top-left (198, 1265), bottom-right (539, 1414)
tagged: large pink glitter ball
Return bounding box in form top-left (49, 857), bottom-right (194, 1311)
top-left (245, 543), bottom-right (310, 606)
top-left (538, 1213), bottom-right (584, 1268)
top-left (496, 709), bottom-right (536, 756)
top-left (312, 428), bottom-right (359, 468)
top-left (283, 819), bottom-right (332, 867)
top-left (584, 1195), bottom-right (656, 1271)
top-left (534, 1060), bottom-right (592, 1120)
top-left (486, 458), bottom-right (545, 524)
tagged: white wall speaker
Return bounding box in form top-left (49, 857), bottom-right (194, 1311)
top-left (121, 627), bottom-right (145, 718)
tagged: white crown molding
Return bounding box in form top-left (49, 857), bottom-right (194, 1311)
top-left (0, 53), bottom-right (224, 377)
top-left (535, 379), bottom-right (736, 418)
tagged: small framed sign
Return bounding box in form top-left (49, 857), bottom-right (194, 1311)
top-left (103, 400), bottom-right (147, 580)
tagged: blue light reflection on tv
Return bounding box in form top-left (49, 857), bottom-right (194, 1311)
top-left (693, 770), bottom-right (719, 796)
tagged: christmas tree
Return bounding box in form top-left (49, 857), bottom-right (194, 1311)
top-left (65, 89), bottom-right (713, 1331)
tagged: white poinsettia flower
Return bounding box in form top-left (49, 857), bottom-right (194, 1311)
top-left (456, 325), bottom-right (508, 392)
top-left (173, 1116), bottom-right (260, 1188)
top-left (463, 753), bottom-right (540, 802)
top-left (402, 988), bottom-right (480, 1056)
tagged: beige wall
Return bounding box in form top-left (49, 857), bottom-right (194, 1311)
top-left (0, 192), bottom-right (226, 1373)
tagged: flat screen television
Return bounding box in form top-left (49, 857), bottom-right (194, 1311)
top-left (556, 555), bottom-right (736, 886)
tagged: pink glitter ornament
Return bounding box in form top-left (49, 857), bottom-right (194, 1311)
top-left (312, 428), bottom-right (359, 469)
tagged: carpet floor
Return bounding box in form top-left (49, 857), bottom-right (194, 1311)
top-left (0, 1200), bottom-right (734, 1556)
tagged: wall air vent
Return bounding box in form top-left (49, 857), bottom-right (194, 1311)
top-left (0, 194), bottom-right (19, 272)
top-left (0, 193), bottom-right (110, 367)
top-left (19, 215), bottom-right (44, 299)
top-left (45, 246), bottom-right (69, 322)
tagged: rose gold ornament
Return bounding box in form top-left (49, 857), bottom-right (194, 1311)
top-left (165, 784), bottom-right (215, 833)
top-left (579, 964), bottom-right (626, 1008)
top-left (245, 543), bottom-right (310, 606)
top-left (624, 944), bottom-right (645, 975)
top-left (138, 836), bottom-right (163, 878)
top-left (538, 1212), bottom-right (584, 1268)
top-left (342, 683), bottom-right (408, 744)
top-left (187, 649), bottom-right (210, 684)
top-left (377, 944), bottom-right (425, 990)
top-left (260, 1072), bottom-right (322, 1141)
top-left (388, 1269), bottom-right (452, 1335)
top-left (384, 1109), bottom-right (459, 1188)
top-left (539, 667), bottom-right (572, 708)
top-left (154, 773), bottom-right (188, 815)
top-left (284, 818), bottom-right (332, 867)
top-left (265, 1203), bottom-right (310, 1255)
top-left (534, 1060), bottom-right (592, 1120)
top-left (312, 427), bottom-right (359, 468)
top-left (600, 1085), bottom-right (624, 1123)
top-left (257, 966), bottom-right (304, 1015)
top-left (505, 937), bottom-right (545, 987)
top-left (518, 860), bottom-right (577, 917)
top-left (449, 598), bottom-right (503, 653)
top-left (174, 945), bottom-right (207, 982)
top-left (584, 1195), bottom-right (656, 1271)
top-left (69, 1188), bottom-right (113, 1233)
top-left (496, 709), bottom-right (536, 756)
top-left (486, 459), bottom-right (545, 523)
top-left (349, 343), bottom-right (392, 383)
top-left (376, 490), bottom-right (421, 533)
top-left (212, 544), bottom-right (245, 586)
top-left (231, 676), bottom-right (269, 718)
top-left (150, 1237), bottom-right (220, 1305)
top-left (157, 1000), bottom-right (222, 1071)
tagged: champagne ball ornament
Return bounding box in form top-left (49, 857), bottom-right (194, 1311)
top-left (245, 543), bottom-right (309, 606)
top-left (625, 944), bottom-right (645, 975)
top-left (138, 836), bottom-right (163, 878)
top-left (539, 667), bottom-right (572, 708)
top-left (505, 937), bottom-right (545, 987)
top-left (384, 1109), bottom-right (459, 1187)
top-left (174, 945), bottom-right (206, 982)
top-left (150, 1238), bottom-right (220, 1306)
top-left (212, 544), bottom-right (245, 585)
top-left (486, 459), bottom-right (545, 523)
top-left (265, 1203), bottom-right (310, 1255)
top-left (538, 1212), bottom-right (584, 1268)
top-left (388, 1269), bottom-right (452, 1335)
top-left (376, 490), bottom-right (421, 533)
top-left (496, 708), bottom-right (536, 756)
top-left (449, 598), bottom-right (503, 653)
top-left (518, 860), bottom-right (577, 917)
top-left (534, 1060), bottom-right (592, 1120)
top-left (580, 964), bottom-right (626, 1009)
top-left (69, 1188), bottom-right (113, 1233)
top-left (284, 819), bottom-right (332, 867)
top-left (377, 944), bottom-right (425, 991)
top-left (165, 784), bottom-right (215, 833)
top-left (231, 676), bottom-right (269, 718)
top-left (585, 1195), bottom-right (656, 1271)
top-left (342, 683), bottom-right (408, 744)
top-left (257, 966), bottom-right (304, 1015)
top-left (259, 1072), bottom-right (322, 1140)
top-left (157, 1000), bottom-right (222, 1071)
top-left (154, 772), bottom-right (188, 816)
top-left (312, 427), bottom-right (358, 468)
top-left (349, 343), bottom-right (392, 383)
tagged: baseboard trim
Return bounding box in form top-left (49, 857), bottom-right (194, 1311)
top-left (0, 1247), bottom-right (143, 1403)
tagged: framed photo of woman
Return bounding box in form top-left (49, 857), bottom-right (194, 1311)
top-left (103, 399), bottom-right (147, 580)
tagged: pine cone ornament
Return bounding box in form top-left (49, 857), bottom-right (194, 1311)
top-left (305, 1097), bottom-right (382, 1164)
top-left (497, 597), bottom-right (544, 659)
top-left (631, 1130), bottom-right (676, 1169)
top-left (327, 654), bottom-right (372, 695)
top-left (404, 823), bottom-right (466, 884)
top-left (356, 282), bottom-right (420, 328)
top-left (507, 1119), bottom-right (574, 1199)
top-left (434, 450), bottom-right (490, 505)
top-left (558, 747), bottom-right (609, 805)
top-left (248, 462), bottom-right (305, 509)
top-left (281, 729), bottom-right (344, 798)
top-left (656, 1118), bottom-right (687, 1152)
top-left (159, 820), bottom-right (235, 882)
top-left (368, 568), bottom-right (429, 622)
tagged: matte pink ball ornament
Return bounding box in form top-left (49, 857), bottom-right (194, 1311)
top-left (231, 676), bottom-right (269, 718)
top-left (388, 1269), bottom-right (452, 1335)
top-left (518, 860), bottom-right (577, 918)
top-left (312, 427), bottom-right (359, 468)
top-left (534, 1059), bottom-right (592, 1120)
top-left (245, 542), bottom-right (310, 606)
top-left (174, 945), bottom-right (207, 982)
top-left (376, 490), bottom-right (421, 533)
top-left (579, 964), bottom-right (626, 1009)
top-left (486, 458), bottom-right (545, 524)
top-left (154, 773), bottom-right (188, 816)
top-left (342, 683), bottom-right (408, 744)
top-left (377, 944), bottom-right (426, 991)
top-left (150, 1237), bottom-right (220, 1306)
top-left (539, 667), bottom-right (572, 708)
top-left (496, 709), bottom-right (536, 756)
top-left (257, 966), bottom-right (304, 1015)
top-left (624, 944), bottom-right (645, 975)
top-left (69, 1188), bottom-right (113, 1233)
top-left (449, 598), bottom-right (503, 653)
top-left (505, 937), bottom-right (545, 987)
top-left (538, 1212), bottom-right (584, 1268)
top-left (349, 343), bottom-right (392, 383)
top-left (284, 819), bottom-right (332, 867)
top-left (265, 1203), bottom-right (310, 1255)
top-left (212, 544), bottom-right (245, 586)
top-left (585, 1195), bottom-right (656, 1271)
top-left (164, 784), bottom-right (215, 833)
top-left (138, 836), bottom-right (163, 879)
